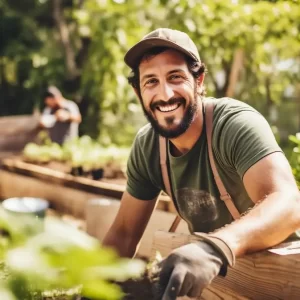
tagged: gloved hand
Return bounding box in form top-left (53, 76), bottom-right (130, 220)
top-left (154, 234), bottom-right (235, 300)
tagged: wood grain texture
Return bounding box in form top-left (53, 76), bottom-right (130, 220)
top-left (0, 169), bottom-right (107, 219)
top-left (1, 159), bottom-right (173, 211)
top-left (152, 231), bottom-right (300, 300)
top-left (0, 167), bottom-right (185, 257)
top-left (0, 114), bottom-right (39, 135)
top-left (0, 115), bottom-right (40, 152)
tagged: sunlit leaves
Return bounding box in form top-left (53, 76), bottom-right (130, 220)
top-left (0, 212), bottom-right (146, 299)
top-left (1, 0), bottom-right (299, 143)
top-left (0, 287), bottom-right (16, 300)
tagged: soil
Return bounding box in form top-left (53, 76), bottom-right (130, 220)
top-left (81, 276), bottom-right (157, 300)
top-left (118, 257), bottom-right (163, 300)
top-left (120, 276), bottom-right (155, 300)
top-left (1, 261), bottom-right (158, 300)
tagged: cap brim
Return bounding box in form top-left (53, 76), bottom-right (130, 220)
top-left (124, 38), bottom-right (198, 69)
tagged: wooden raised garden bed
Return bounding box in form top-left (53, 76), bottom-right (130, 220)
top-left (152, 231), bottom-right (300, 300)
top-left (0, 157), bottom-right (188, 258)
top-left (1, 157), bottom-right (300, 299)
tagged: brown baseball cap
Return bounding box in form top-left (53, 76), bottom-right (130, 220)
top-left (124, 28), bottom-right (201, 69)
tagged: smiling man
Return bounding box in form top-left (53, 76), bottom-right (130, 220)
top-left (103, 28), bottom-right (300, 299)
top-left (138, 49), bottom-right (200, 139)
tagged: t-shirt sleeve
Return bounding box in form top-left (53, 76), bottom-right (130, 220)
top-left (67, 102), bottom-right (80, 116)
top-left (126, 135), bottom-right (161, 200)
top-left (215, 110), bottom-right (282, 178)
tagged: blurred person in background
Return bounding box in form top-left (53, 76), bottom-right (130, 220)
top-left (103, 28), bottom-right (300, 300)
top-left (40, 86), bottom-right (82, 145)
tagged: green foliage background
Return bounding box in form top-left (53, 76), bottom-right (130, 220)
top-left (1, 0), bottom-right (299, 147)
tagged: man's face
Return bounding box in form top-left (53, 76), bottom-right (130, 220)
top-left (139, 49), bottom-right (200, 138)
top-left (45, 96), bottom-right (59, 109)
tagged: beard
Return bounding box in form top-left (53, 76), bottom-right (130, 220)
top-left (140, 87), bottom-right (199, 139)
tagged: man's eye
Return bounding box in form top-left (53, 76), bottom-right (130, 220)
top-left (170, 75), bottom-right (181, 80)
top-left (145, 79), bottom-right (157, 86)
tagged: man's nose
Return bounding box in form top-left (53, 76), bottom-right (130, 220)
top-left (158, 82), bottom-right (175, 101)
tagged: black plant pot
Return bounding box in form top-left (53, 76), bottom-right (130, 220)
top-left (71, 166), bottom-right (84, 176)
top-left (91, 168), bottom-right (104, 180)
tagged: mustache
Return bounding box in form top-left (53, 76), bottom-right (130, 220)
top-left (150, 97), bottom-right (185, 111)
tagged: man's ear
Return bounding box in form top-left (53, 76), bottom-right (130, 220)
top-left (196, 73), bottom-right (205, 94)
top-left (197, 73), bottom-right (205, 86)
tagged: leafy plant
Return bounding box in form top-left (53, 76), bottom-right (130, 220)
top-left (0, 208), bottom-right (145, 300)
top-left (23, 136), bottom-right (130, 178)
top-left (288, 133), bottom-right (300, 187)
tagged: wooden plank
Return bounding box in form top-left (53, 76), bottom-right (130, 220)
top-left (152, 231), bottom-right (300, 300)
top-left (86, 198), bottom-right (189, 258)
top-left (0, 114), bottom-right (39, 135)
top-left (0, 169), bottom-right (180, 252)
top-left (0, 152), bottom-right (18, 163)
top-left (0, 169), bottom-right (114, 219)
top-left (0, 115), bottom-right (40, 152)
top-left (1, 159), bottom-right (173, 211)
top-left (2, 159), bottom-right (125, 199)
top-left (86, 198), bottom-right (121, 241)
top-left (178, 286), bottom-right (249, 300)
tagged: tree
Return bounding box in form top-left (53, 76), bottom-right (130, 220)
top-left (1, 0), bottom-right (299, 146)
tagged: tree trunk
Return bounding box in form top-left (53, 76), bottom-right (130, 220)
top-left (225, 49), bottom-right (244, 98)
top-left (52, 0), bottom-right (79, 80)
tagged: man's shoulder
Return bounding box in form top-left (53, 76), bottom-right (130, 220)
top-left (135, 123), bottom-right (157, 145)
top-left (205, 97), bottom-right (258, 114)
top-left (205, 97), bottom-right (262, 126)
top-left (62, 99), bottom-right (79, 109)
top-left (131, 124), bottom-right (159, 161)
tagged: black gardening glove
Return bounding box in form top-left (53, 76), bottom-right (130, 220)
top-left (153, 234), bottom-right (235, 300)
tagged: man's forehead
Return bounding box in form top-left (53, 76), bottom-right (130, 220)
top-left (139, 49), bottom-right (188, 76)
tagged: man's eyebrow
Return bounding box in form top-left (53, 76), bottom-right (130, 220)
top-left (141, 68), bottom-right (185, 83)
top-left (141, 73), bottom-right (156, 83)
top-left (167, 69), bottom-right (185, 75)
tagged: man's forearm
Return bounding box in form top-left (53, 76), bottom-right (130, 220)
top-left (211, 191), bottom-right (300, 257)
top-left (102, 229), bottom-right (138, 258)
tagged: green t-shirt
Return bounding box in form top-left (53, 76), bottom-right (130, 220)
top-left (126, 98), bottom-right (282, 233)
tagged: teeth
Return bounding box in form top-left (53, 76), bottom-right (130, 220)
top-left (158, 103), bottom-right (180, 112)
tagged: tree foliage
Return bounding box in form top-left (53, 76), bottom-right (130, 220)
top-left (0, 0), bottom-right (299, 146)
